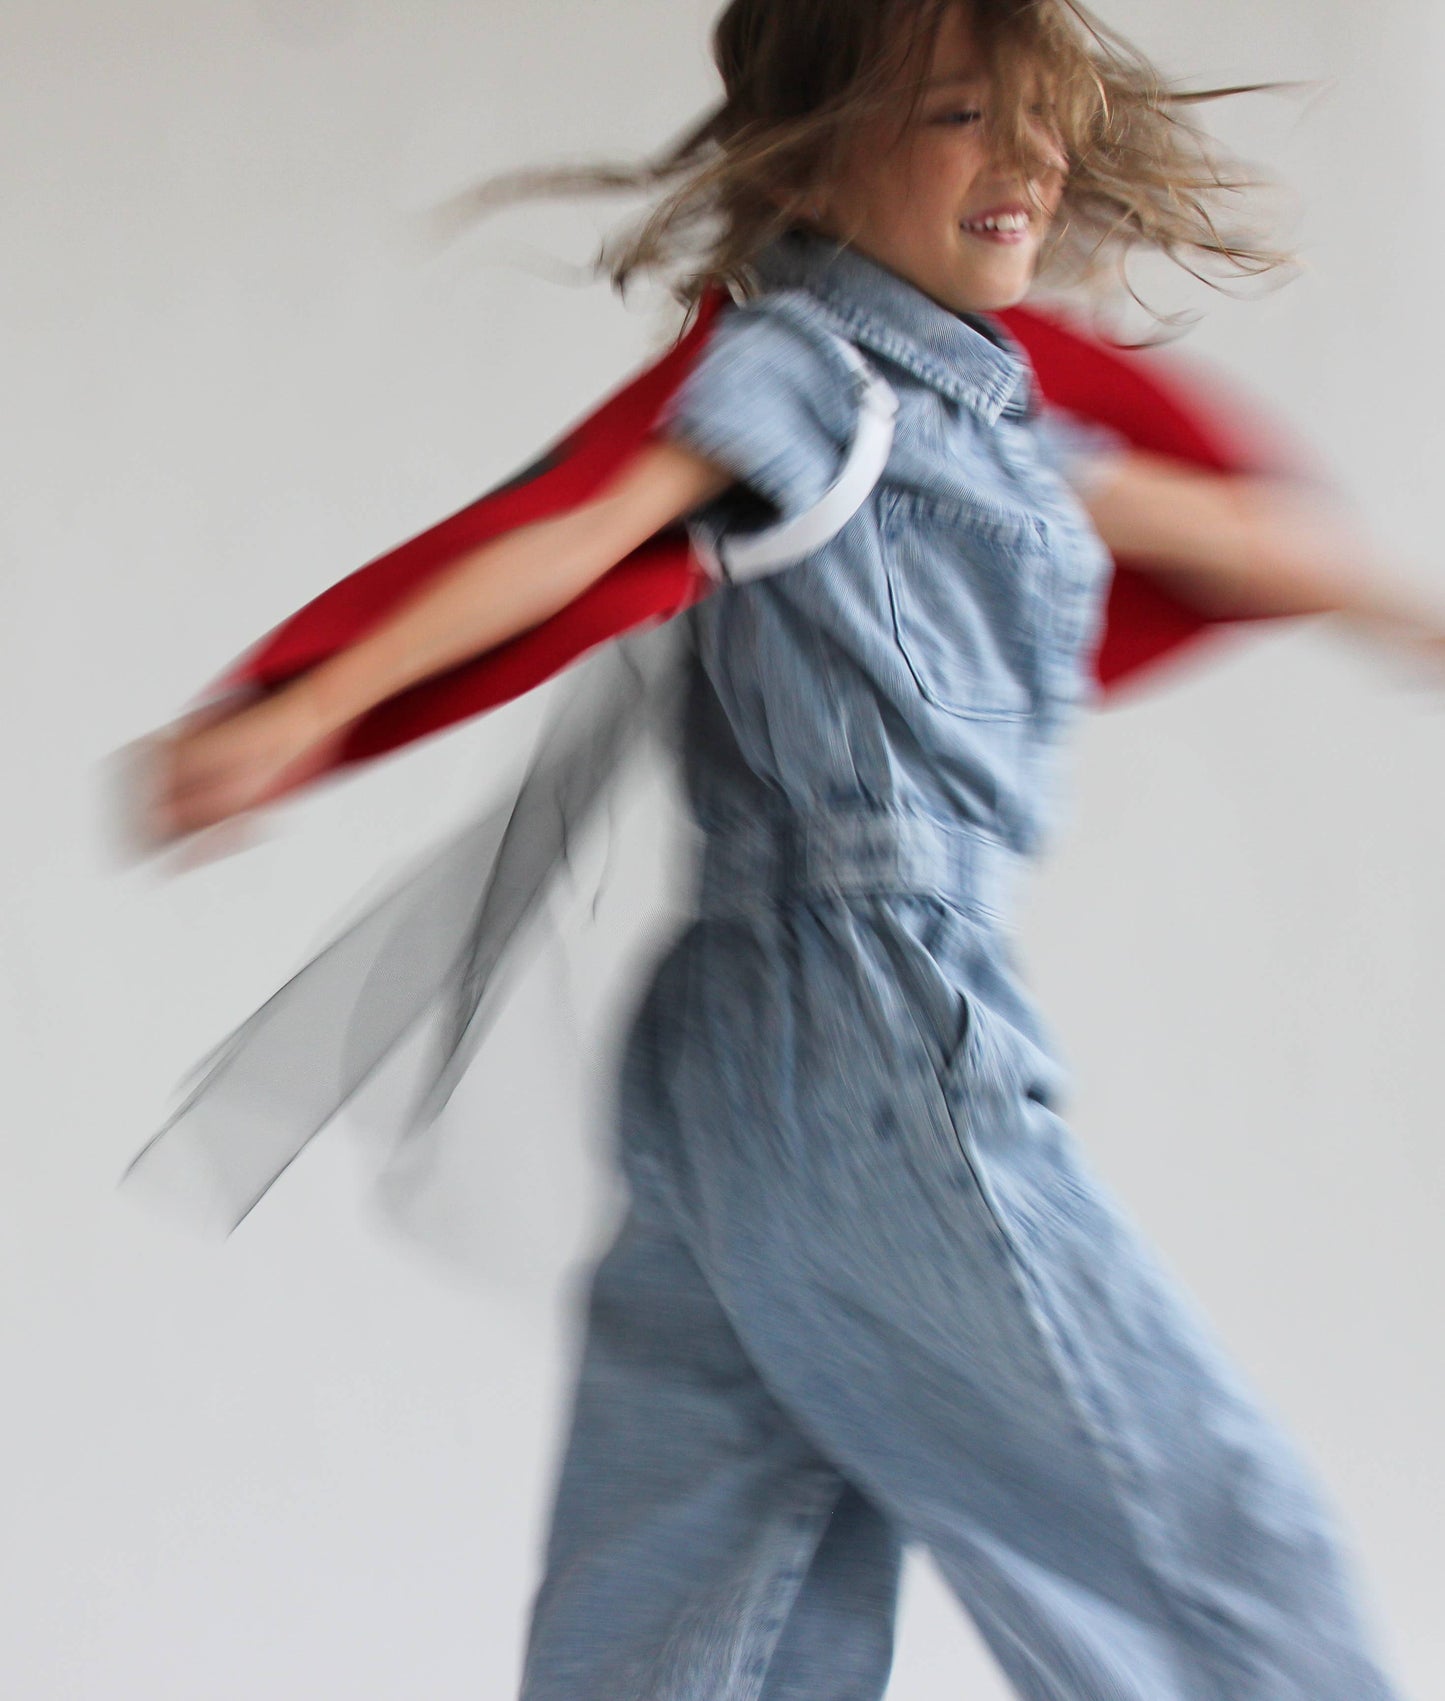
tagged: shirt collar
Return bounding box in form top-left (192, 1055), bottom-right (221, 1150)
top-left (750, 225), bottom-right (1039, 425)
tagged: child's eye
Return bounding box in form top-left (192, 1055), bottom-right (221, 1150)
top-left (936, 108), bottom-right (984, 126)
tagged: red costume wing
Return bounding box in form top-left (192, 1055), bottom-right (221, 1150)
top-left (995, 303), bottom-right (1289, 691)
top-left (203, 293), bottom-right (727, 782)
top-left (131, 296), bottom-right (1304, 1233)
top-left (204, 290), bottom-right (1289, 800)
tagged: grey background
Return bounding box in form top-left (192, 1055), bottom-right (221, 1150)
top-left (3, 0), bottom-right (1441, 1694)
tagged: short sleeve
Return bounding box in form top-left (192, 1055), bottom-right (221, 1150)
top-left (654, 297), bottom-right (859, 564)
top-left (1030, 402), bottom-right (1129, 500)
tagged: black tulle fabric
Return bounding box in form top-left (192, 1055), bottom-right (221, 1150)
top-left (121, 621), bottom-right (690, 1236)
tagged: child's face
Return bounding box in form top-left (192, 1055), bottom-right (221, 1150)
top-left (813, 7), bottom-right (1067, 314)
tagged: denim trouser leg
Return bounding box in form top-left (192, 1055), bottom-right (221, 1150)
top-left (517, 1206), bottom-right (903, 1701)
top-left (758, 1480), bottom-right (902, 1701)
top-left (520, 880), bottom-right (1406, 1701)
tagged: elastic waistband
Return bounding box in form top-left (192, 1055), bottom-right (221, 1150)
top-left (692, 808), bottom-right (1020, 924)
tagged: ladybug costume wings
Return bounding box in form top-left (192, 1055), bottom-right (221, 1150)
top-left (197, 287), bottom-right (1281, 792)
top-left (122, 290), bottom-right (1296, 1233)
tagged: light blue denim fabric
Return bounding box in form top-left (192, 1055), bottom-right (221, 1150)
top-left (517, 229), bottom-right (1405, 1701)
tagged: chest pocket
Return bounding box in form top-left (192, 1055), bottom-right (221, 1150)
top-left (880, 489), bottom-right (1043, 721)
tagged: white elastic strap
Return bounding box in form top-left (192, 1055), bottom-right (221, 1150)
top-left (703, 336), bottom-right (898, 584)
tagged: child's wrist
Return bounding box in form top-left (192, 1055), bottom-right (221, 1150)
top-left (277, 672), bottom-right (360, 751)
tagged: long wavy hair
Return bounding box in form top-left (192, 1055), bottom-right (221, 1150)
top-left (435, 0), bottom-right (1302, 328)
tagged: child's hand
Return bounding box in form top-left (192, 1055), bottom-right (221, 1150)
top-left (113, 689), bottom-right (347, 867)
top-left (1341, 605), bottom-right (1445, 701)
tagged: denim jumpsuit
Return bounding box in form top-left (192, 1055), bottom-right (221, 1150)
top-left (517, 229), bottom-right (1404, 1701)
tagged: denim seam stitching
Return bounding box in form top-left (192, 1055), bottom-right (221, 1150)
top-left (887, 989), bottom-right (1214, 1701)
top-left (732, 1471), bottom-right (846, 1701)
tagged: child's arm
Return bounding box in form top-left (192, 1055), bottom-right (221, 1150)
top-left (1080, 450), bottom-right (1445, 652)
top-left (293, 439), bottom-right (731, 742)
top-left (140, 439), bottom-right (732, 849)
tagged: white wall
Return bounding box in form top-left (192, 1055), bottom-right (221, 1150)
top-left (2, 1), bottom-right (1440, 1695)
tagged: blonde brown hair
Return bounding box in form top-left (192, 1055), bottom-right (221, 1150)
top-left (437, 0), bottom-right (1302, 327)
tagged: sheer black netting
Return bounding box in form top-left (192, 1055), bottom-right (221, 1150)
top-left (121, 620), bottom-right (692, 1237)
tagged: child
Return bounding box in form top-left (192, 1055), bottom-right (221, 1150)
top-left (137, 1), bottom-right (1439, 1695)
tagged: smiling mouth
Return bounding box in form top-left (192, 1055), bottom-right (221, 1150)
top-left (959, 211), bottom-right (1032, 244)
